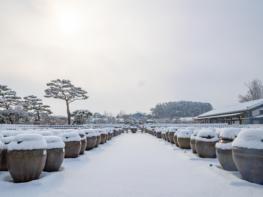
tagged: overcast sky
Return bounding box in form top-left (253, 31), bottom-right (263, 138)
top-left (0, 0), bottom-right (263, 116)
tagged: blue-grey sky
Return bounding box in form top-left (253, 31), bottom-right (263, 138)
top-left (0, 0), bottom-right (263, 116)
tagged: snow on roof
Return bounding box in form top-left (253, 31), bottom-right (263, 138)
top-left (198, 99), bottom-right (263, 118)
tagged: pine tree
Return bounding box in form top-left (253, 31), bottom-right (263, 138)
top-left (23, 95), bottom-right (52, 122)
top-left (44, 79), bottom-right (88, 124)
top-left (72, 110), bottom-right (92, 124)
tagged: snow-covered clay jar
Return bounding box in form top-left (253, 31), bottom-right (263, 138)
top-left (7, 134), bottom-right (47, 183)
top-left (173, 131), bottom-right (179, 147)
top-left (100, 130), bottom-right (108, 144)
top-left (168, 128), bottom-right (177, 144)
top-left (113, 128), bottom-right (122, 137)
top-left (232, 129), bottom-right (263, 184)
top-left (165, 130), bottom-right (170, 142)
top-left (108, 129), bottom-right (114, 140)
top-left (44, 136), bottom-right (65, 172)
top-left (0, 140), bottom-right (4, 170)
top-left (78, 131), bottom-right (87, 155)
top-left (195, 128), bottom-right (219, 158)
top-left (0, 136), bottom-right (14, 171)
top-left (190, 130), bottom-right (199, 154)
top-left (105, 129), bottom-right (111, 140)
top-left (130, 127), bottom-right (137, 134)
top-left (94, 130), bottom-right (101, 147)
top-left (155, 128), bottom-right (162, 139)
top-left (177, 129), bottom-right (193, 149)
top-left (62, 132), bottom-right (81, 158)
top-left (215, 128), bottom-right (240, 171)
top-left (161, 130), bottom-right (167, 141)
top-left (85, 130), bottom-right (99, 150)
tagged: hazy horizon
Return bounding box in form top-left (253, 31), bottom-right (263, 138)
top-left (1, 0), bottom-right (263, 116)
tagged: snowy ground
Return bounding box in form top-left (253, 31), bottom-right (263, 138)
top-left (0, 133), bottom-right (263, 197)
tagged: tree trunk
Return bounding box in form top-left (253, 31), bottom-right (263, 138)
top-left (8, 115), bottom-right (14, 124)
top-left (66, 100), bottom-right (71, 125)
top-left (37, 111), bottom-right (40, 121)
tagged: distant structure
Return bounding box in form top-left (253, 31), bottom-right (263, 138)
top-left (196, 99), bottom-right (263, 124)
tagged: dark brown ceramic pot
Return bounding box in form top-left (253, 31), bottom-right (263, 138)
top-left (173, 134), bottom-right (179, 147)
top-left (80, 138), bottom-right (87, 155)
top-left (44, 148), bottom-right (64, 172)
top-left (165, 132), bottom-right (170, 142)
top-left (0, 138), bottom-right (14, 171)
top-left (216, 139), bottom-right (237, 171)
top-left (7, 149), bottom-right (47, 183)
top-left (0, 149), bottom-right (7, 171)
top-left (156, 132), bottom-right (162, 138)
top-left (86, 136), bottom-right (97, 150)
top-left (131, 128), bottom-right (137, 133)
top-left (195, 139), bottom-right (217, 158)
top-left (100, 133), bottom-right (108, 144)
top-left (177, 137), bottom-right (191, 149)
top-left (95, 135), bottom-right (101, 147)
top-left (107, 132), bottom-right (113, 140)
top-left (161, 133), bottom-right (167, 140)
top-left (64, 141), bottom-right (81, 158)
top-left (168, 132), bottom-right (175, 144)
top-left (190, 138), bottom-right (197, 154)
top-left (233, 147), bottom-right (263, 184)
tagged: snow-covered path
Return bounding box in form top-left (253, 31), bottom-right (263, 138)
top-left (0, 133), bottom-right (263, 197)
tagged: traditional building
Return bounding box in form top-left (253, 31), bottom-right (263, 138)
top-left (196, 99), bottom-right (263, 124)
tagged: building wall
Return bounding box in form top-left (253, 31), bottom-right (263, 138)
top-left (251, 106), bottom-right (263, 117)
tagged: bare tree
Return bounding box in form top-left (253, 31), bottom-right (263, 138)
top-left (239, 79), bottom-right (263, 103)
top-left (44, 79), bottom-right (88, 124)
top-left (23, 95), bottom-right (52, 123)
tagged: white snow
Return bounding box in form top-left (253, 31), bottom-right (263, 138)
top-left (0, 140), bottom-right (3, 149)
top-left (0, 130), bottom-right (21, 137)
top-left (218, 128), bottom-right (241, 140)
top-left (168, 127), bottom-right (178, 132)
top-left (233, 128), bottom-right (263, 149)
top-left (196, 128), bottom-right (219, 142)
top-left (0, 132), bottom-right (262, 197)
top-left (61, 132), bottom-right (81, 142)
top-left (85, 131), bottom-right (99, 137)
top-left (1, 136), bottom-right (15, 149)
top-left (177, 128), bottom-right (193, 138)
top-left (44, 136), bottom-right (65, 149)
top-left (100, 129), bottom-right (109, 134)
top-left (8, 134), bottom-right (47, 151)
top-left (36, 130), bottom-right (54, 136)
top-left (216, 142), bottom-right (233, 150)
top-left (77, 130), bottom-right (86, 139)
top-left (190, 130), bottom-right (199, 140)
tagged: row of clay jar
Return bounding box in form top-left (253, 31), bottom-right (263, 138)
top-left (145, 127), bottom-right (263, 185)
top-left (0, 128), bottom-right (124, 183)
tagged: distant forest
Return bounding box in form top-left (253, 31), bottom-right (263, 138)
top-left (151, 101), bottom-right (213, 119)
